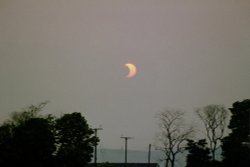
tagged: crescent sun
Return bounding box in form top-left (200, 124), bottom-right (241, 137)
top-left (125, 63), bottom-right (137, 78)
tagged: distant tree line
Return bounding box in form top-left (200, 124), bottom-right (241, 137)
top-left (0, 101), bottom-right (98, 167)
top-left (156, 99), bottom-right (250, 167)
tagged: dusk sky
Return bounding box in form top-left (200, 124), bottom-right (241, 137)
top-left (0, 0), bottom-right (249, 151)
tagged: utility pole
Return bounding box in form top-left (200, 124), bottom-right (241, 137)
top-left (148, 144), bottom-right (151, 167)
top-left (120, 136), bottom-right (133, 167)
top-left (93, 128), bottom-right (103, 167)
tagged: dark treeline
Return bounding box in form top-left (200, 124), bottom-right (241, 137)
top-left (185, 99), bottom-right (250, 167)
top-left (0, 101), bottom-right (98, 167)
top-left (155, 99), bottom-right (249, 167)
top-left (0, 99), bottom-right (249, 167)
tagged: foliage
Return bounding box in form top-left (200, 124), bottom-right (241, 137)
top-left (10, 101), bottom-right (49, 125)
top-left (12, 118), bottom-right (56, 167)
top-left (0, 102), bottom-right (52, 167)
top-left (0, 102), bottom-right (97, 167)
top-left (55, 112), bottom-right (97, 167)
top-left (0, 123), bottom-right (15, 167)
top-left (156, 109), bottom-right (193, 167)
top-left (185, 139), bottom-right (211, 167)
top-left (195, 104), bottom-right (228, 161)
top-left (221, 99), bottom-right (250, 167)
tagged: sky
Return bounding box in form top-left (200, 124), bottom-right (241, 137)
top-left (0, 0), bottom-right (249, 151)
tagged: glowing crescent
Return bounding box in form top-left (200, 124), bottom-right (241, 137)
top-left (125, 63), bottom-right (137, 78)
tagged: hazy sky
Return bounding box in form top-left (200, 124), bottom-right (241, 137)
top-left (0, 0), bottom-right (249, 151)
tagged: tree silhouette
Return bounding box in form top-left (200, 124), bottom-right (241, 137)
top-left (0, 123), bottom-right (15, 167)
top-left (195, 104), bottom-right (228, 161)
top-left (12, 118), bottom-right (56, 167)
top-left (221, 99), bottom-right (250, 167)
top-left (55, 112), bottom-right (98, 167)
top-left (156, 109), bottom-right (193, 167)
top-left (10, 101), bottom-right (49, 125)
top-left (185, 139), bottom-right (211, 167)
top-left (0, 102), bottom-right (54, 167)
top-left (0, 103), bottom-right (97, 167)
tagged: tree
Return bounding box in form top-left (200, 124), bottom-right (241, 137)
top-left (156, 109), bottom-right (193, 167)
top-left (12, 118), bottom-right (56, 167)
top-left (221, 99), bottom-right (250, 167)
top-left (0, 102), bottom-right (55, 167)
top-left (195, 104), bottom-right (228, 161)
top-left (55, 112), bottom-right (97, 167)
top-left (0, 102), bottom-right (97, 167)
top-left (0, 123), bottom-right (15, 167)
top-left (185, 139), bottom-right (211, 167)
top-left (10, 101), bottom-right (49, 126)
